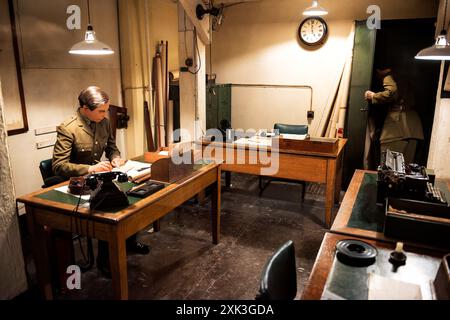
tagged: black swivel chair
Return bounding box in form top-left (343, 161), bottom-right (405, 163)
top-left (259, 123), bottom-right (308, 200)
top-left (256, 240), bottom-right (297, 300)
top-left (39, 159), bottom-right (66, 188)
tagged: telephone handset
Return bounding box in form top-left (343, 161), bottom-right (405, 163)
top-left (85, 171), bottom-right (128, 189)
top-left (86, 171), bottom-right (129, 210)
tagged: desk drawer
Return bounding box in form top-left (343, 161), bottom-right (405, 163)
top-left (218, 149), bottom-right (327, 183)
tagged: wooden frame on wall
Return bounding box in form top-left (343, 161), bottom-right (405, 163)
top-left (0, 0), bottom-right (28, 135)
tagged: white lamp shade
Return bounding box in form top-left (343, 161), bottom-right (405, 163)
top-left (303, 0), bottom-right (328, 16)
top-left (415, 34), bottom-right (450, 60)
top-left (69, 28), bottom-right (114, 55)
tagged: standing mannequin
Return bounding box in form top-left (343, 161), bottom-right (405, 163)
top-left (364, 68), bottom-right (424, 164)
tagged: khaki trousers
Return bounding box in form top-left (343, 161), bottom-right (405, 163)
top-left (380, 139), bottom-right (418, 164)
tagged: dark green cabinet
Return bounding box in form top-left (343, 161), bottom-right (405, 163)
top-left (206, 84), bottom-right (231, 130)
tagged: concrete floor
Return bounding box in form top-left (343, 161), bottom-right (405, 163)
top-left (22, 173), bottom-right (336, 300)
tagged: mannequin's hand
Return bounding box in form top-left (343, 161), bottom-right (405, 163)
top-left (88, 161), bottom-right (112, 173)
top-left (365, 91), bottom-right (375, 100)
top-left (111, 157), bottom-right (126, 168)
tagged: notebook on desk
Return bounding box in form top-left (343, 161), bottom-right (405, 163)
top-left (113, 160), bottom-right (151, 181)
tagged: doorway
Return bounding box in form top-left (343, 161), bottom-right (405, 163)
top-left (343, 18), bottom-right (440, 189)
top-left (369, 18), bottom-right (440, 168)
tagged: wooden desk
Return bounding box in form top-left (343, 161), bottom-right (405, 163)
top-left (301, 232), bottom-right (444, 300)
top-left (201, 138), bottom-right (347, 228)
top-left (331, 170), bottom-right (384, 240)
top-left (331, 169), bottom-right (450, 250)
top-left (17, 162), bottom-right (221, 300)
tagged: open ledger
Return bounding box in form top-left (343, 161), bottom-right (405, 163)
top-left (112, 160), bottom-right (151, 181)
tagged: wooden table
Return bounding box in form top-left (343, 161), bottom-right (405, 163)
top-left (17, 162), bottom-right (221, 300)
top-left (201, 139), bottom-right (347, 228)
top-left (301, 232), bottom-right (444, 300)
top-left (331, 169), bottom-right (384, 240)
top-left (331, 169), bottom-right (450, 250)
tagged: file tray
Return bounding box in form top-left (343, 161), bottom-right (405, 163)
top-left (127, 180), bottom-right (166, 198)
top-left (384, 197), bottom-right (450, 249)
top-left (276, 136), bottom-right (338, 154)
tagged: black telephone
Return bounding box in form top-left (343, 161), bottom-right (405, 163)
top-left (86, 171), bottom-right (129, 210)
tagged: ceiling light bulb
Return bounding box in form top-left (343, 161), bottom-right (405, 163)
top-left (303, 0), bottom-right (328, 16)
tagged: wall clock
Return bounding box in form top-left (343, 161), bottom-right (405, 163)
top-left (298, 17), bottom-right (328, 46)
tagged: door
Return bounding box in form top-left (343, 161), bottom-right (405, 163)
top-left (343, 20), bottom-right (377, 189)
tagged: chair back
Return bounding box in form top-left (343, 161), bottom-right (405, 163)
top-left (274, 123), bottom-right (308, 135)
top-left (39, 159), bottom-right (65, 188)
top-left (256, 240), bottom-right (297, 300)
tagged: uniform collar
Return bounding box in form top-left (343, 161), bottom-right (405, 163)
top-left (77, 108), bottom-right (95, 137)
top-left (77, 108), bottom-right (93, 126)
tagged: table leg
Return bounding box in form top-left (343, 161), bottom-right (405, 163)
top-left (197, 190), bottom-right (207, 206)
top-left (152, 220), bottom-right (160, 232)
top-left (211, 168), bottom-right (221, 244)
top-left (334, 155), bottom-right (344, 204)
top-left (225, 171), bottom-right (231, 190)
top-left (325, 160), bottom-right (337, 229)
top-left (25, 206), bottom-right (53, 299)
top-left (109, 229), bottom-right (128, 300)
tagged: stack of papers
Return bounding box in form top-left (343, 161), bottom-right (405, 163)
top-left (113, 160), bottom-right (151, 180)
top-left (233, 137), bottom-right (272, 147)
top-left (280, 133), bottom-right (310, 140)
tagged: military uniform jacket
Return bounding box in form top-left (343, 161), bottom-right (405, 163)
top-left (371, 75), bottom-right (424, 144)
top-left (52, 109), bottom-right (121, 178)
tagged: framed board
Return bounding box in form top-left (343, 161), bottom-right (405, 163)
top-left (0, 0), bottom-right (28, 135)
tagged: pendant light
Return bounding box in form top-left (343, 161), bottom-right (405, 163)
top-left (69, 0), bottom-right (114, 55)
top-left (415, 0), bottom-right (450, 60)
top-left (303, 0), bottom-right (328, 16)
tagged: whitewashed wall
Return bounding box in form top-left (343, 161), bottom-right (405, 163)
top-left (210, 0), bottom-right (438, 135)
top-left (0, 78), bottom-right (27, 299)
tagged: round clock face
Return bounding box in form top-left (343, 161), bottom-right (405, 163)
top-left (298, 17), bottom-right (328, 46)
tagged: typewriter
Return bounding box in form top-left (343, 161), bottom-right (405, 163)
top-left (377, 149), bottom-right (447, 205)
